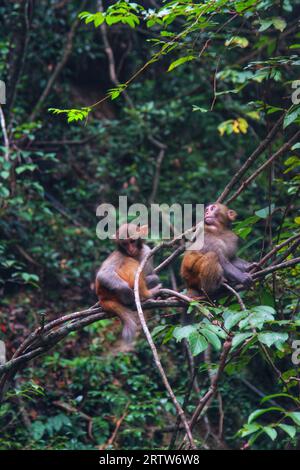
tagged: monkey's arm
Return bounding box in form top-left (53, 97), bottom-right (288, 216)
top-left (220, 257), bottom-right (252, 288)
top-left (232, 257), bottom-right (251, 271)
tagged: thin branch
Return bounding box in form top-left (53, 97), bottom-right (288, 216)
top-left (252, 233), bottom-right (300, 270)
top-left (97, 0), bottom-right (133, 109)
top-left (134, 250), bottom-right (196, 449)
top-left (226, 130), bottom-right (300, 204)
top-left (29, 0), bottom-right (87, 121)
top-left (187, 337), bottom-right (232, 434)
top-left (217, 115), bottom-right (284, 203)
top-left (252, 257), bottom-right (300, 279)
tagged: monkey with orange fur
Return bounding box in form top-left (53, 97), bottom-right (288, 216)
top-left (181, 203), bottom-right (255, 297)
top-left (96, 223), bottom-right (161, 342)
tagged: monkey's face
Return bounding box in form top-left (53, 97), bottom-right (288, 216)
top-left (205, 203), bottom-right (237, 228)
top-left (204, 204), bottom-right (219, 225)
top-left (120, 238), bottom-right (143, 258)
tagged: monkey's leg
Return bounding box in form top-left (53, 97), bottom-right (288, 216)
top-left (100, 300), bottom-right (137, 343)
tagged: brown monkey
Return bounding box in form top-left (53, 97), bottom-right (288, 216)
top-left (96, 223), bottom-right (161, 342)
top-left (181, 203), bottom-right (253, 296)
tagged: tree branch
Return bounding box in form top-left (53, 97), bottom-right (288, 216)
top-left (217, 115), bottom-right (284, 203)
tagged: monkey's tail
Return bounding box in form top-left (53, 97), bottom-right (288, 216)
top-left (99, 300), bottom-right (137, 343)
top-left (121, 314), bottom-right (137, 343)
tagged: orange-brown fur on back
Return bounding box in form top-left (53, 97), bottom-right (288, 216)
top-left (181, 251), bottom-right (223, 294)
top-left (96, 256), bottom-right (151, 303)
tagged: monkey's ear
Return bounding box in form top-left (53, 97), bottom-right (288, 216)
top-left (137, 225), bottom-right (149, 238)
top-left (228, 210), bottom-right (237, 221)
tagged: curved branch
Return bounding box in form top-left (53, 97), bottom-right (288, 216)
top-left (134, 249), bottom-right (196, 449)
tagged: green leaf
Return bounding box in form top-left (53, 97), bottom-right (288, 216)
top-left (278, 424), bottom-right (296, 438)
top-left (231, 332), bottom-right (253, 349)
top-left (168, 55), bottom-right (195, 72)
top-left (238, 422), bottom-right (261, 437)
top-left (263, 426), bottom-right (277, 441)
top-left (192, 106), bottom-right (208, 113)
top-left (284, 106), bottom-right (300, 128)
top-left (200, 328), bottom-right (221, 350)
top-left (248, 407), bottom-right (284, 424)
top-left (151, 325), bottom-right (167, 338)
top-left (173, 324), bottom-right (197, 341)
top-left (258, 331), bottom-right (288, 348)
top-left (225, 36), bottom-right (249, 48)
top-left (255, 205), bottom-right (275, 218)
top-left (272, 17), bottom-right (287, 32)
top-left (261, 393), bottom-right (300, 405)
top-left (286, 411), bottom-right (300, 426)
top-left (188, 332), bottom-right (208, 356)
top-left (224, 311), bottom-right (247, 330)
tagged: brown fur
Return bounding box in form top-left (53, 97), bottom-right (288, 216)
top-left (181, 203), bottom-right (251, 296)
top-left (96, 224), bottom-right (160, 342)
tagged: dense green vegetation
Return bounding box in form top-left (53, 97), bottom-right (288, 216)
top-left (0, 0), bottom-right (300, 450)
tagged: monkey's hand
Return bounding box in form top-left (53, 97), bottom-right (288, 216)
top-left (149, 284), bottom-right (162, 298)
top-left (240, 272), bottom-right (253, 288)
top-left (246, 262), bottom-right (259, 272)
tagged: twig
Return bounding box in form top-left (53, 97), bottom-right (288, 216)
top-left (217, 115), bottom-right (284, 203)
top-left (252, 233), bottom-right (300, 271)
top-left (226, 130), bottom-right (300, 204)
top-left (99, 403), bottom-right (129, 450)
top-left (222, 282), bottom-right (246, 310)
top-left (187, 337), bottom-right (232, 435)
top-left (29, 0), bottom-right (88, 121)
top-left (252, 257), bottom-right (300, 279)
top-left (97, 0), bottom-right (133, 109)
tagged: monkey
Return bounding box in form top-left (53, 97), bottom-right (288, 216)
top-left (181, 203), bottom-right (254, 297)
top-left (96, 223), bottom-right (161, 342)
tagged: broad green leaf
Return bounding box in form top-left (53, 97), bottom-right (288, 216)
top-left (224, 311), bottom-right (247, 330)
top-left (232, 332), bottom-right (253, 349)
top-left (173, 324), bottom-right (197, 341)
top-left (238, 422), bottom-right (260, 437)
top-left (284, 106), bottom-right (300, 128)
top-left (286, 411), bottom-right (300, 426)
top-left (278, 424), bottom-right (296, 438)
top-left (255, 205), bottom-right (275, 218)
top-left (248, 407), bottom-right (284, 424)
top-left (261, 393), bottom-right (300, 405)
top-left (188, 332), bottom-right (208, 356)
top-left (258, 331), bottom-right (288, 348)
top-left (168, 55), bottom-right (195, 72)
top-left (272, 17), bottom-right (287, 32)
top-left (225, 36), bottom-right (249, 48)
top-left (200, 328), bottom-right (221, 350)
top-left (263, 426), bottom-right (277, 441)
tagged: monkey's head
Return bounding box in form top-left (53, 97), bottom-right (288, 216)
top-left (204, 203), bottom-right (237, 229)
top-left (114, 223), bottom-right (148, 258)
